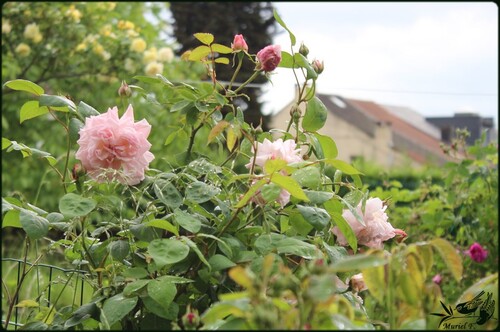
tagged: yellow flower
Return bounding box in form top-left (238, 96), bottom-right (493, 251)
top-left (130, 38), bottom-right (146, 53)
top-left (65, 5), bottom-right (82, 23)
top-left (75, 43), bottom-right (87, 52)
top-left (117, 20), bottom-right (134, 30)
top-left (100, 24), bottom-right (112, 37)
top-left (142, 47), bottom-right (157, 64)
top-left (158, 47), bottom-right (174, 63)
top-left (15, 43), bottom-right (31, 57)
top-left (2, 20), bottom-right (12, 34)
top-left (126, 29), bottom-right (139, 38)
top-left (145, 61), bottom-right (163, 76)
top-left (24, 23), bottom-right (43, 43)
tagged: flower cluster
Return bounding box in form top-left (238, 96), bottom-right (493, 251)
top-left (332, 197), bottom-right (406, 249)
top-left (75, 105), bottom-right (154, 185)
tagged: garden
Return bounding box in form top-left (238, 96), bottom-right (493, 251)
top-left (1, 2), bottom-right (498, 330)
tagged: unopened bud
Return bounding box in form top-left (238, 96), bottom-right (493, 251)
top-left (290, 105), bottom-right (302, 120)
top-left (299, 42), bottom-right (309, 57)
top-left (71, 163), bottom-right (85, 181)
top-left (118, 80), bottom-right (132, 97)
top-left (182, 309), bottom-right (199, 330)
top-left (312, 59), bottom-right (324, 74)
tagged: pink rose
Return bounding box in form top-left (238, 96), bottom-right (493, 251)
top-left (432, 274), bottom-right (442, 285)
top-left (231, 34), bottom-right (248, 52)
top-left (465, 242), bottom-right (488, 263)
top-left (256, 45), bottom-right (281, 72)
top-left (332, 197), bottom-right (398, 249)
top-left (75, 105), bottom-right (154, 185)
top-left (249, 180), bottom-right (291, 208)
top-left (246, 138), bottom-right (303, 169)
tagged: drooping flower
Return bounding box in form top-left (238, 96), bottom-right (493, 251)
top-left (349, 273), bottom-right (368, 292)
top-left (15, 43), bottom-right (31, 57)
top-left (231, 34), bottom-right (248, 52)
top-left (465, 242), bottom-right (488, 263)
top-left (246, 138), bottom-right (303, 170)
top-left (75, 105), bottom-right (154, 185)
top-left (130, 38), bottom-right (147, 53)
top-left (256, 45), bottom-right (281, 72)
top-left (332, 197), bottom-right (401, 249)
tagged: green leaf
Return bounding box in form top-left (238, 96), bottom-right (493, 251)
top-left (314, 133), bottom-right (338, 159)
top-left (260, 183), bottom-right (281, 202)
top-left (429, 238), bottom-right (463, 282)
top-left (174, 209), bottom-right (201, 233)
top-left (303, 190), bottom-right (334, 204)
top-left (188, 45), bottom-right (211, 61)
top-left (361, 265), bottom-right (386, 302)
top-left (264, 158), bottom-right (288, 174)
top-left (211, 43), bottom-right (233, 54)
top-left (108, 240), bottom-right (130, 261)
top-left (182, 236), bottom-right (211, 270)
top-left (208, 254), bottom-right (236, 271)
top-left (289, 212), bottom-right (314, 236)
top-left (157, 275), bottom-right (194, 284)
top-left (122, 267), bottom-right (149, 279)
top-left (333, 252), bottom-right (388, 272)
top-left (208, 120), bottom-right (230, 143)
top-left (273, 8), bottom-right (296, 46)
top-left (170, 100), bottom-right (193, 113)
top-left (58, 193), bottom-right (96, 218)
top-left (142, 297), bottom-right (179, 320)
top-left (214, 57), bottom-right (230, 64)
top-left (132, 75), bottom-right (160, 84)
top-left (302, 96), bottom-right (327, 132)
top-left (64, 302), bottom-right (98, 328)
top-left (4, 79), bottom-right (44, 96)
top-left (276, 237), bottom-right (319, 259)
top-left (39, 94), bottom-right (76, 111)
top-left (2, 137), bottom-right (12, 150)
top-left (324, 199), bottom-right (358, 252)
top-left (235, 178), bottom-right (267, 208)
top-left (147, 279), bottom-right (177, 309)
top-left (2, 210), bottom-right (21, 228)
top-left (100, 293), bottom-right (138, 327)
top-left (293, 53), bottom-right (317, 79)
top-left (278, 51), bottom-right (295, 68)
top-left (291, 166), bottom-right (321, 189)
top-left (123, 279), bottom-right (150, 296)
top-left (148, 238), bottom-right (190, 269)
top-left (19, 100), bottom-right (48, 123)
top-left (77, 101), bottom-right (100, 118)
top-left (20, 210), bottom-right (49, 240)
top-left (325, 159), bottom-right (363, 175)
top-left (271, 173), bottom-right (309, 201)
top-left (145, 219), bottom-right (179, 236)
top-left (194, 32), bottom-right (214, 45)
top-left (186, 181), bottom-right (220, 204)
top-left (201, 300), bottom-right (249, 325)
top-left (69, 118), bottom-right (84, 142)
top-left (153, 179), bottom-right (183, 209)
top-left (297, 205), bottom-right (330, 231)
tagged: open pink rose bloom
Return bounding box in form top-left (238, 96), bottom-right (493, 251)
top-left (75, 105), bottom-right (154, 185)
top-left (246, 138), bottom-right (303, 207)
top-left (332, 197), bottom-right (403, 249)
top-left (256, 44), bottom-right (281, 72)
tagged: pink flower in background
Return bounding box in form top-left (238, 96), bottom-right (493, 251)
top-left (75, 105), bottom-right (154, 185)
top-left (432, 274), bottom-right (442, 285)
top-left (249, 180), bottom-right (291, 208)
top-left (256, 45), bottom-right (281, 72)
top-left (465, 242), bottom-right (488, 263)
top-left (349, 273), bottom-right (368, 293)
top-left (246, 138), bottom-right (303, 169)
top-left (332, 197), bottom-right (399, 249)
top-left (231, 34), bottom-right (248, 52)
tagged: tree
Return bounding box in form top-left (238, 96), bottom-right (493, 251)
top-left (169, 2), bottom-right (277, 130)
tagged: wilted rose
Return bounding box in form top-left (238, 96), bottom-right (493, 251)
top-left (256, 45), bottom-right (281, 72)
top-left (75, 105), bottom-right (154, 185)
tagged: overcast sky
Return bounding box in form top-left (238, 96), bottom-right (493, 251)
top-left (261, 2), bottom-right (498, 128)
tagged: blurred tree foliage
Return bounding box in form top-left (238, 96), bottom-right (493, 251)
top-left (169, 2), bottom-right (277, 130)
top-left (1, 2), bottom-right (205, 211)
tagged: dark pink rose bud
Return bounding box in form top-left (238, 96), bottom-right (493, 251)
top-left (118, 80), bottom-right (132, 97)
top-left (231, 34), bottom-right (248, 52)
top-left (256, 45), bottom-right (281, 72)
top-left (432, 274), bottom-right (442, 285)
top-left (465, 242), bottom-right (488, 263)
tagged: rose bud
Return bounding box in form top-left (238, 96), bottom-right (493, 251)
top-left (231, 34), bottom-right (248, 52)
top-left (256, 45), bottom-right (281, 72)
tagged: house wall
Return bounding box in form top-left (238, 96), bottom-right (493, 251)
top-left (270, 102), bottom-right (420, 168)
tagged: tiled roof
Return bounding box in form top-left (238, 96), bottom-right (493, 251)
top-left (345, 98), bottom-right (447, 161)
